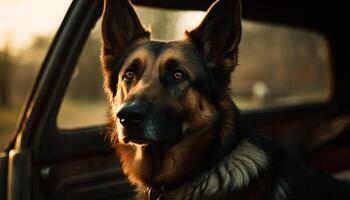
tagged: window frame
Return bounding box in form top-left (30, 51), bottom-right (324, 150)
top-left (13, 0), bottom-right (110, 162)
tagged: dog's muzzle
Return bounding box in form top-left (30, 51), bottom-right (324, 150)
top-left (117, 102), bottom-right (152, 144)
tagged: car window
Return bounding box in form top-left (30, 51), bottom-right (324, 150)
top-left (57, 21), bottom-right (108, 129)
top-left (57, 6), bottom-right (330, 129)
top-left (0, 0), bottom-right (72, 150)
top-left (235, 22), bottom-right (330, 110)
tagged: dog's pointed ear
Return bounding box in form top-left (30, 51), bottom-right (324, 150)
top-left (187, 0), bottom-right (241, 70)
top-left (101, 0), bottom-right (150, 55)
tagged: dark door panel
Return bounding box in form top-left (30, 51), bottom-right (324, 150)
top-left (36, 154), bottom-right (135, 200)
top-left (0, 153), bottom-right (8, 200)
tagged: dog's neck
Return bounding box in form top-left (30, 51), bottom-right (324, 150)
top-left (132, 106), bottom-right (269, 199)
top-left (138, 138), bottom-right (269, 200)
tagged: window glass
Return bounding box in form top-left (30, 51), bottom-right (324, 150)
top-left (0, 0), bottom-right (72, 150)
top-left (57, 6), bottom-right (330, 129)
top-left (57, 23), bottom-right (108, 129)
top-left (234, 22), bottom-right (330, 110)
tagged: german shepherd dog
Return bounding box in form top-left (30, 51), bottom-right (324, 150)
top-left (100, 0), bottom-right (350, 199)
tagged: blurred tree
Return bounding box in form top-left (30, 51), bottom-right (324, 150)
top-left (11, 36), bottom-right (52, 102)
top-left (0, 44), bottom-right (15, 107)
top-left (21, 35), bottom-right (51, 66)
top-left (66, 33), bottom-right (104, 101)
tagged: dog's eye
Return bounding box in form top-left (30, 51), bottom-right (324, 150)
top-left (123, 70), bottom-right (135, 82)
top-left (173, 70), bottom-right (184, 81)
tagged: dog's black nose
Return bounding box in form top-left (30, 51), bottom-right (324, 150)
top-left (117, 104), bottom-right (146, 128)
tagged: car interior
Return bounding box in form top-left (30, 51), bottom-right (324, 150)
top-left (1, 0), bottom-right (349, 200)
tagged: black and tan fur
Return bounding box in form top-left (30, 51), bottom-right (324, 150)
top-left (100, 0), bottom-right (350, 199)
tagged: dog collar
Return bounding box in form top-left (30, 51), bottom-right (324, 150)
top-left (146, 186), bottom-right (166, 200)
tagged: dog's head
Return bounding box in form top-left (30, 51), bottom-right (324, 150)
top-left (101, 0), bottom-right (241, 145)
top-left (101, 0), bottom-right (241, 185)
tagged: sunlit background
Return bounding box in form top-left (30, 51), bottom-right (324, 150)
top-left (0, 0), bottom-right (72, 49)
top-left (0, 0), bottom-right (330, 150)
top-left (0, 0), bottom-right (72, 148)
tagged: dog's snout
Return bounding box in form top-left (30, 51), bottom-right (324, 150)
top-left (117, 104), bottom-right (146, 127)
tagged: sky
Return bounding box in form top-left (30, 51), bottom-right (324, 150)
top-left (0, 0), bottom-right (72, 51)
